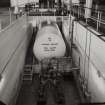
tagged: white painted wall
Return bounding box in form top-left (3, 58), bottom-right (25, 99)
top-left (11, 0), bottom-right (39, 7)
top-left (64, 0), bottom-right (80, 5)
top-left (72, 21), bottom-right (105, 102)
top-left (72, 0), bottom-right (79, 4)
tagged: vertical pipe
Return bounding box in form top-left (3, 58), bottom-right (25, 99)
top-left (97, 11), bottom-right (100, 31)
top-left (78, 6), bottom-right (80, 18)
top-left (85, 0), bottom-right (93, 19)
top-left (0, 19), bottom-right (2, 30)
top-left (99, 11), bottom-right (102, 29)
top-left (9, 8), bottom-right (12, 24)
top-left (80, 6), bottom-right (81, 17)
top-left (69, 0), bottom-right (72, 52)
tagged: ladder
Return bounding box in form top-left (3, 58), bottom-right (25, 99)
top-left (23, 65), bottom-right (33, 83)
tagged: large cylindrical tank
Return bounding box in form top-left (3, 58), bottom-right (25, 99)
top-left (33, 23), bottom-right (66, 61)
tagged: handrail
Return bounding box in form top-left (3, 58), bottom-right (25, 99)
top-left (0, 14), bottom-right (26, 33)
top-left (71, 4), bottom-right (105, 33)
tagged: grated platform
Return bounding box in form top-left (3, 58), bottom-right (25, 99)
top-left (16, 74), bottom-right (81, 105)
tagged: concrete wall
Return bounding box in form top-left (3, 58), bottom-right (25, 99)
top-left (0, 15), bottom-right (33, 105)
top-left (72, 21), bottom-right (105, 102)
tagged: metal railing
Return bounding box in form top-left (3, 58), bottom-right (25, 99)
top-left (71, 5), bottom-right (105, 34)
top-left (25, 2), bottom-right (69, 16)
top-left (0, 7), bottom-right (24, 30)
top-left (0, 8), bottom-right (15, 29)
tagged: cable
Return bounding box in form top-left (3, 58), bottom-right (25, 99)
top-left (83, 27), bottom-right (88, 92)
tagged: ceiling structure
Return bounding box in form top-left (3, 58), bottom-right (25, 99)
top-left (0, 0), bottom-right (105, 8)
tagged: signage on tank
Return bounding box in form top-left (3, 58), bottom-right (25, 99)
top-left (41, 37), bottom-right (58, 52)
